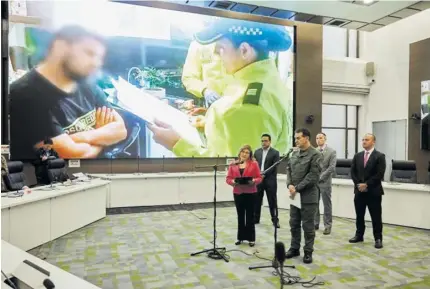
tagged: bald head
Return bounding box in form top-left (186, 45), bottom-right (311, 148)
top-left (362, 133), bottom-right (376, 150)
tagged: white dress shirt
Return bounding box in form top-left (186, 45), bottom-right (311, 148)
top-left (261, 148), bottom-right (269, 172)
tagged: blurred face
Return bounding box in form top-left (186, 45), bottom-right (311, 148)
top-left (362, 134), bottom-right (375, 150)
top-left (295, 132), bottom-right (309, 149)
top-left (239, 149), bottom-right (251, 161)
top-left (261, 136), bottom-right (271, 149)
top-left (215, 38), bottom-right (256, 74)
top-left (44, 144), bottom-right (52, 151)
top-left (59, 37), bottom-right (106, 81)
top-left (316, 134), bottom-right (326, 147)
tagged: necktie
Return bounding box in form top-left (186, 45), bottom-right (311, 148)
top-left (364, 151), bottom-right (370, 167)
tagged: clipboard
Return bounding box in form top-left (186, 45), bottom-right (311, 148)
top-left (234, 177), bottom-right (253, 184)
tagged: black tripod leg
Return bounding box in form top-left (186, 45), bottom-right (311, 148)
top-left (249, 264), bottom-right (276, 270)
top-left (190, 247), bottom-right (226, 256)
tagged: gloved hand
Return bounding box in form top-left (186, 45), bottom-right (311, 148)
top-left (203, 88), bottom-right (220, 105)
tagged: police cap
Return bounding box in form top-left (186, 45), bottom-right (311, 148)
top-left (194, 18), bottom-right (292, 51)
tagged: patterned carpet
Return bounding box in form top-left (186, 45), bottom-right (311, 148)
top-left (29, 203), bottom-right (430, 289)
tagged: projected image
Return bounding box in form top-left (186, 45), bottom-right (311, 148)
top-left (8, 1), bottom-right (295, 159)
top-left (421, 81), bottom-right (430, 150)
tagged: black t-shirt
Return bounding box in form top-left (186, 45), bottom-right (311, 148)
top-left (10, 69), bottom-right (111, 159)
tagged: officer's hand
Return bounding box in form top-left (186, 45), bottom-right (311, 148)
top-left (288, 185), bottom-right (296, 193)
top-left (203, 89), bottom-right (220, 105)
top-left (147, 119), bottom-right (180, 150)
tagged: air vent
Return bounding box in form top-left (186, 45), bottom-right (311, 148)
top-left (328, 19), bottom-right (347, 26)
top-left (210, 1), bottom-right (233, 10)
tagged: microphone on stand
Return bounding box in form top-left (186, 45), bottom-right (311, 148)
top-left (43, 278), bottom-right (55, 289)
top-left (275, 241), bottom-right (286, 288)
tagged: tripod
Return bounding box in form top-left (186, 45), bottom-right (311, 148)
top-left (249, 150), bottom-right (295, 271)
top-left (190, 162), bottom-right (229, 262)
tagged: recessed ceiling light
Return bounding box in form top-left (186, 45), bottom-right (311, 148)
top-left (362, 0), bottom-right (375, 4)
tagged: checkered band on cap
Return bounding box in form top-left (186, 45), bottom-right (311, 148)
top-left (228, 25), bottom-right (264, 36)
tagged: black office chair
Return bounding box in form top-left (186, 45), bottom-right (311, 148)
top-left (46, 159), bottom-right (69, 183)
top-left (335, 159), bottom-right (352, 179)
top-left (3, 161), bottom-right (27, 191)
top-left (427, 161), bottom-right (430, 184)
top-left (390, 160), bottom-right (417, 183)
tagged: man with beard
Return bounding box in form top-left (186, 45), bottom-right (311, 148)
top-left (10, 25), bottom-right (127, 160)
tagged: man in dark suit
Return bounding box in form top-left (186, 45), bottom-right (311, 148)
top-left (349, 133), bottom-right (386, 249)
top-left (254, 134), bottom-right (280, 228)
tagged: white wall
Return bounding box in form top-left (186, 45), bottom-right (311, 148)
top-left (322, 57), bottom-right (369, 154)
top-left (360, 9), bottom-right (430, 134)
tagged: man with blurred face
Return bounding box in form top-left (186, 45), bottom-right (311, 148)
top-left (314, 133), bottom-right (336, 235)
top-left (10, 25), bottom-right (127, 160)
top-left (349, 133), bottom-right (386, 249)
top-left (286, 128), bottom-right (322, 264)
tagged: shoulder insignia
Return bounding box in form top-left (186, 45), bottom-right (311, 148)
top-left (243, 82), bottom-right (263, 105)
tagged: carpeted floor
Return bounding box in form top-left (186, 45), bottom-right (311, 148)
top-left (29, 203), bottom-right (430, 289)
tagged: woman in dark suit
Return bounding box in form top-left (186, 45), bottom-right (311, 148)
top-left (226, 145), bottom-right (262, 247)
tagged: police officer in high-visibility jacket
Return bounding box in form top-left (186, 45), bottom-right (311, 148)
top-left (182, 41), bottom-right (231, 106)
top-left (148, 19), bottom-right (293, 158)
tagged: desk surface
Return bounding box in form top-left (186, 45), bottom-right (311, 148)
top-left (1, 179), bottom-right (110, 209)
top-left (90, 171), bottom-right (227, 180)
top-left (1, 240), bottom-right (101, 289)
top-left (90, 172), bottom-right (429, 192)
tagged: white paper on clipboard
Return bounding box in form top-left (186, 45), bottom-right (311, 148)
top-left (111, 77), bottom-right (203, 148)
top-left (290, 193), bottom-right (301, 209)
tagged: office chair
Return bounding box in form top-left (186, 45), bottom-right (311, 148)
top-left (427, 161), bottom-right (430, 184)
top-left (390, 160), bottom-right (417, 183)
top-left (3, 161), bottom-right (27, 191)
top-left (46, 159), bottom-right (69, 183)
top-left (335, 159), bottom-right (352, 179)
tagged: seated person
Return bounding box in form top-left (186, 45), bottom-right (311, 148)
top-left (37, 138), bottom-right (59, 162)
top-left (1, 155), bottom-right (31, 194)
top-left (34, 138), bottom-right (59, 184)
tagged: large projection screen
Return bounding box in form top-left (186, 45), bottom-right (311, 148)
top-left (8, 1), bottom-right (295, 159)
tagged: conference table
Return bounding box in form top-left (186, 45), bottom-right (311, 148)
top-left (1, 179), bottom-right (110, 251)
top-left (1, 240), bottom-right (101, 289)
top-left (91, 172), bottom-right (430, 229)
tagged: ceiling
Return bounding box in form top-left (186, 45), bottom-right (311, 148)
top-left (182, 0), bottom-right (430, 31)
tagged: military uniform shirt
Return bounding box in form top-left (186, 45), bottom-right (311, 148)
top-left (286, 147), bottom-right (322, 204)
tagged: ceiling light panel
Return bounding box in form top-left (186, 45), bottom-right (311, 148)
top-left (271, 9), bottom-right (296, 19)
top-left (410, 1), bottom-right (430, 10)
top-left (391, 8), bottom-right (420, 18)
top-left (290, 13), bottom-right (314, 22)
top-left (342, 21), bottom-right (367, 29)
top-left (251, 6), bottom-right (277, 16)
top-left (374, 16), bottom-right (400, 25)
top-left (307, 16), bottom-right (333, 24)
top-left (230, 3), bottom-right (257, 13)
top-left (359, 23), bottom-right (384, 32)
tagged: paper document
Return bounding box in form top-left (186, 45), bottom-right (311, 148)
top-left (290, 193), bottom-right (301, 209)
top-left (112, 77), bottom-right (203, 147)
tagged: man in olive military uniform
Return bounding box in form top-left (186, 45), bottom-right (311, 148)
top-left (286, 128), bottom-right (322, 264)
top-left (148, 19), bottom-right (293, 157)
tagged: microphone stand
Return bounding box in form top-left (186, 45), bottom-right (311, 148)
top-left (249, 150), bottom-right (295, 271)
top-left (134, 154), bottom-right (142, 175)
top-left (190, 162), bottom-right (230, 262)
top-left (109, 155), bottom-right (114, 176)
